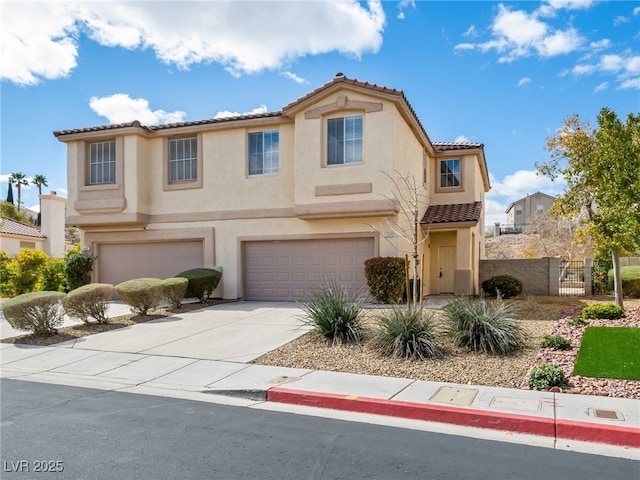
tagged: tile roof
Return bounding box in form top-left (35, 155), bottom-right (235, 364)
top-left (0, 217), bottom-right (46, 238)
top-left (432, 142), bottom-right (484, 151)
top-left (421, 202), bottom-right (483, 225)
top-left (53, 112), bottom-right (284, 137)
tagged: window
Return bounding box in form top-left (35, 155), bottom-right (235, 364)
top-left (249, 130), bottom-right (279, 175)
top-left (439, 159), bottom-right (461, 188)
top-left (169, 137), bottom-right (197, 182)
top-left (327, 115), bottom-right (363, 165)
top-left (515, 206), bottom-right (523, 215)
top-left (536, 204), bottom-right (544, 213)
top-left (89, 141), bottom-right (116, 185)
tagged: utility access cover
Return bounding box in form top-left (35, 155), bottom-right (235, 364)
top-left (430, 386), bottom-right (478, 406)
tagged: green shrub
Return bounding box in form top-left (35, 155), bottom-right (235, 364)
top-left (373, 307), bottom-right (443, 359)
top-left (481, 275), bottom-right (523, 299)
top-left (0, 250), bottom-right (12, 296)
top-left (62, 283), bottom-right (114, 324)
top-left (568, 317), bottom-right (588, 327)
top-left (528, 363), bottom-right (568, 390)
top-left (41, 258), bottom-right (66, 292)
top-left (443, 296), bottom-right (525, 355)
top-left (161, 277), bottom-right (189, 308)
top-left (64, 250), bottom-right (95, 291)
top-left (540, 334), bottom-right (572, 350)
top-left (1, 291), bottom-right (66, 335)
top-left (176, 268), bottom-right (221, 302)
top-left (4, 248), bottom-right (50, 295)
top-left (115, 278), bottom-right (163, 315)
top-left (299, 279), bottom-right (366, 345)
top-left (582, 303), bottom-right (624, 320)
top-left (364, 257), bottom-right (406, 304)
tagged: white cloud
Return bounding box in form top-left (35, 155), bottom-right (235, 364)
top-left (0, 2), bottom-right (79, 85)
top-left (397, 0), bottom-right (415, 20)
top-left (453, 135), bottom-right (470, 143)
top-left (593, 82), bottom-right (608, 93)
top-left (488, 170), bottom-right (564, 198)
top-left (619, 77), bottom-right (640, 90)
top-left (281, 72), bottom-right (306, 84)
top-left (517, 77), bottom-right (532, 87)
top-left (1, 1), bottom-right (385, 85)
top-left (89, 94), bottom-right (187, 125)
top-left (454, 4), bottom-right (584, 62)
top-left (463, 25), bottom-right (479, 38)
top-left (572, 53), bottom-right (640, 89)
top-left (213, 105), bottom-right (269, 120)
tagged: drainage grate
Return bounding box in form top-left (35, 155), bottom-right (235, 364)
top-left (592, 409), bottom-right (622, 420)
top-left (429, 386), bottom-right (478, 406)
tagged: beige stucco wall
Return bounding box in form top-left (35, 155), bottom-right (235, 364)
top-left (0, 235), bottom-right (45, 257)
top-left (40, 192), bottom-right (67, 258)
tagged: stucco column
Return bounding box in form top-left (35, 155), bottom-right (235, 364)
top-left (40, 191), bottom-right (67, 258)
top-left (454, 228), bottom-right (474, 294)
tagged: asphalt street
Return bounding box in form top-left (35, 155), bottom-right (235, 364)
top-left (1, 379), bottom-right (638, 480)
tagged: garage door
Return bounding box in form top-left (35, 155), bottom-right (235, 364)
top-left (98, 242), bottom-right (204, 286)
top-left (243, 238), bottom-right (374, 301)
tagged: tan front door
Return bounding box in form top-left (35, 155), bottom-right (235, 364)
top-left (439, 246), bottom-right (456, 293)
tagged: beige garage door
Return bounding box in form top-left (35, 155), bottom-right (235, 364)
top-left (98, 242), bottom-right (203, 286)
top-left (243, 238), bottom-right (374, 301)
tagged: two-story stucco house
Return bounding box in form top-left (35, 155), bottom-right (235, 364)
top-left (54, 74), bottom-right (490, 301)
top-left (505, 191), bottom-right (555, 231)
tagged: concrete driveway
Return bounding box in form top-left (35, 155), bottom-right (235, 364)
top-left (51, 301), bottom-right (311, 363)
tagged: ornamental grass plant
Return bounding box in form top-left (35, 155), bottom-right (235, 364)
top-left (443, 295), bottom-right (525, 355)
top-left (373, 307), bottom-right (444, 360)
top-left (299, 279), bottom-right (366, 345)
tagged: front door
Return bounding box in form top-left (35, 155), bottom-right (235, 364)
top-left (439, 246), bottom-right (456, 293)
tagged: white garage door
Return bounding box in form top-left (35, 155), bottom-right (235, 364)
top-left (243, 238), bottom-right (374, 301)
top-left (98, 242), bottom-right (204, 286)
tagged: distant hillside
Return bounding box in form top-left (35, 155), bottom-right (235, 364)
top-left (485, 234), bottom-right (533, 259)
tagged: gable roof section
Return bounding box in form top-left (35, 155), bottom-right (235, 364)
top-left (421, 202), bottom-right (483, 226)
top-left (283, 73), bottom-right (434, 149)
top-left (505, 191), bottom-right (556, 213)
top-left (0, 217), bottom-right (46, 238)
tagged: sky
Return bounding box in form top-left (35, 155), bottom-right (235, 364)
top-left (1, 0), bottom-right (639, 229)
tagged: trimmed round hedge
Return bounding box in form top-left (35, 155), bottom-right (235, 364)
top-left (175, 268), bottom-right (221, 302)
top-left (63, 283), bottom-right (114, 324)
top-left (115, 278), bottom-right (163, 315)
top-left (2, 291), bottom-right (66, 335)
top-left (481, 274), bottom-right (523, 299)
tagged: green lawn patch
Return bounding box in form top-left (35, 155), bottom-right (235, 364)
top-left (573, 327), bottom-right (640, 380)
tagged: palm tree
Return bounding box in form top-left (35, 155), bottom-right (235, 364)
top-left (32, 174), bottom-right (48, 226)
top-left (9, 172), bottom-right (28, 212)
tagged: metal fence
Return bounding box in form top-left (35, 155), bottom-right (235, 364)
top-left (559, 260), bottom-right (586, 296)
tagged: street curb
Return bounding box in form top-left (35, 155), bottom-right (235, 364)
top-left (266, 387), bottom-right (640, 448)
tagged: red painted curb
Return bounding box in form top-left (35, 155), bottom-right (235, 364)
top-left (267, 387), bottom-right (555, 437)
top-left (556, 419), bottom-right (640, 448)
top-left (267, 387), bottom-right (640, 448)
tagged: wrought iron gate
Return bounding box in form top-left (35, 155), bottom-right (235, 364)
top-left (559, 260), bottom-right (585, 296)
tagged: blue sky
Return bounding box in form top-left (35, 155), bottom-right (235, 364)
top-left (1, 0), bottom-right (639, 228)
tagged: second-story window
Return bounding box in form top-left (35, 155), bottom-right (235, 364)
top-left (169, 137), bottom-right (197, 182)
top-left (248, 130), bottom-right (279, 175)
top-left (89, 140), bottom-right (116, 185)
top-left (439, 159), bottom-right (461, 188)
top-left (327, 115), bottom-right (363, 165)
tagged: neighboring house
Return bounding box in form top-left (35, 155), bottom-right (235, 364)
top-left (0, 192), bottom-right (67, 258)
top-left (504, 191), bottom-right (555, 231)
top-left (0, 217), bottom-right (46, 256)
top-left (54, 74), bottom-right (490, 300)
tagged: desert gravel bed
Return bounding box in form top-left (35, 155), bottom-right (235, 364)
top-left (253, 298), bottom-right (566, 389)
top-left (253, 298), bottom-right (640, 398)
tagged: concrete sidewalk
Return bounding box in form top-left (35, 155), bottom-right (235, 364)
top-left (1, 301), bottom-right (639, 457)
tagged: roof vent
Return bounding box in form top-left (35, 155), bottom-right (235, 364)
top-left (335, 72), bottom-right (345, 78)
